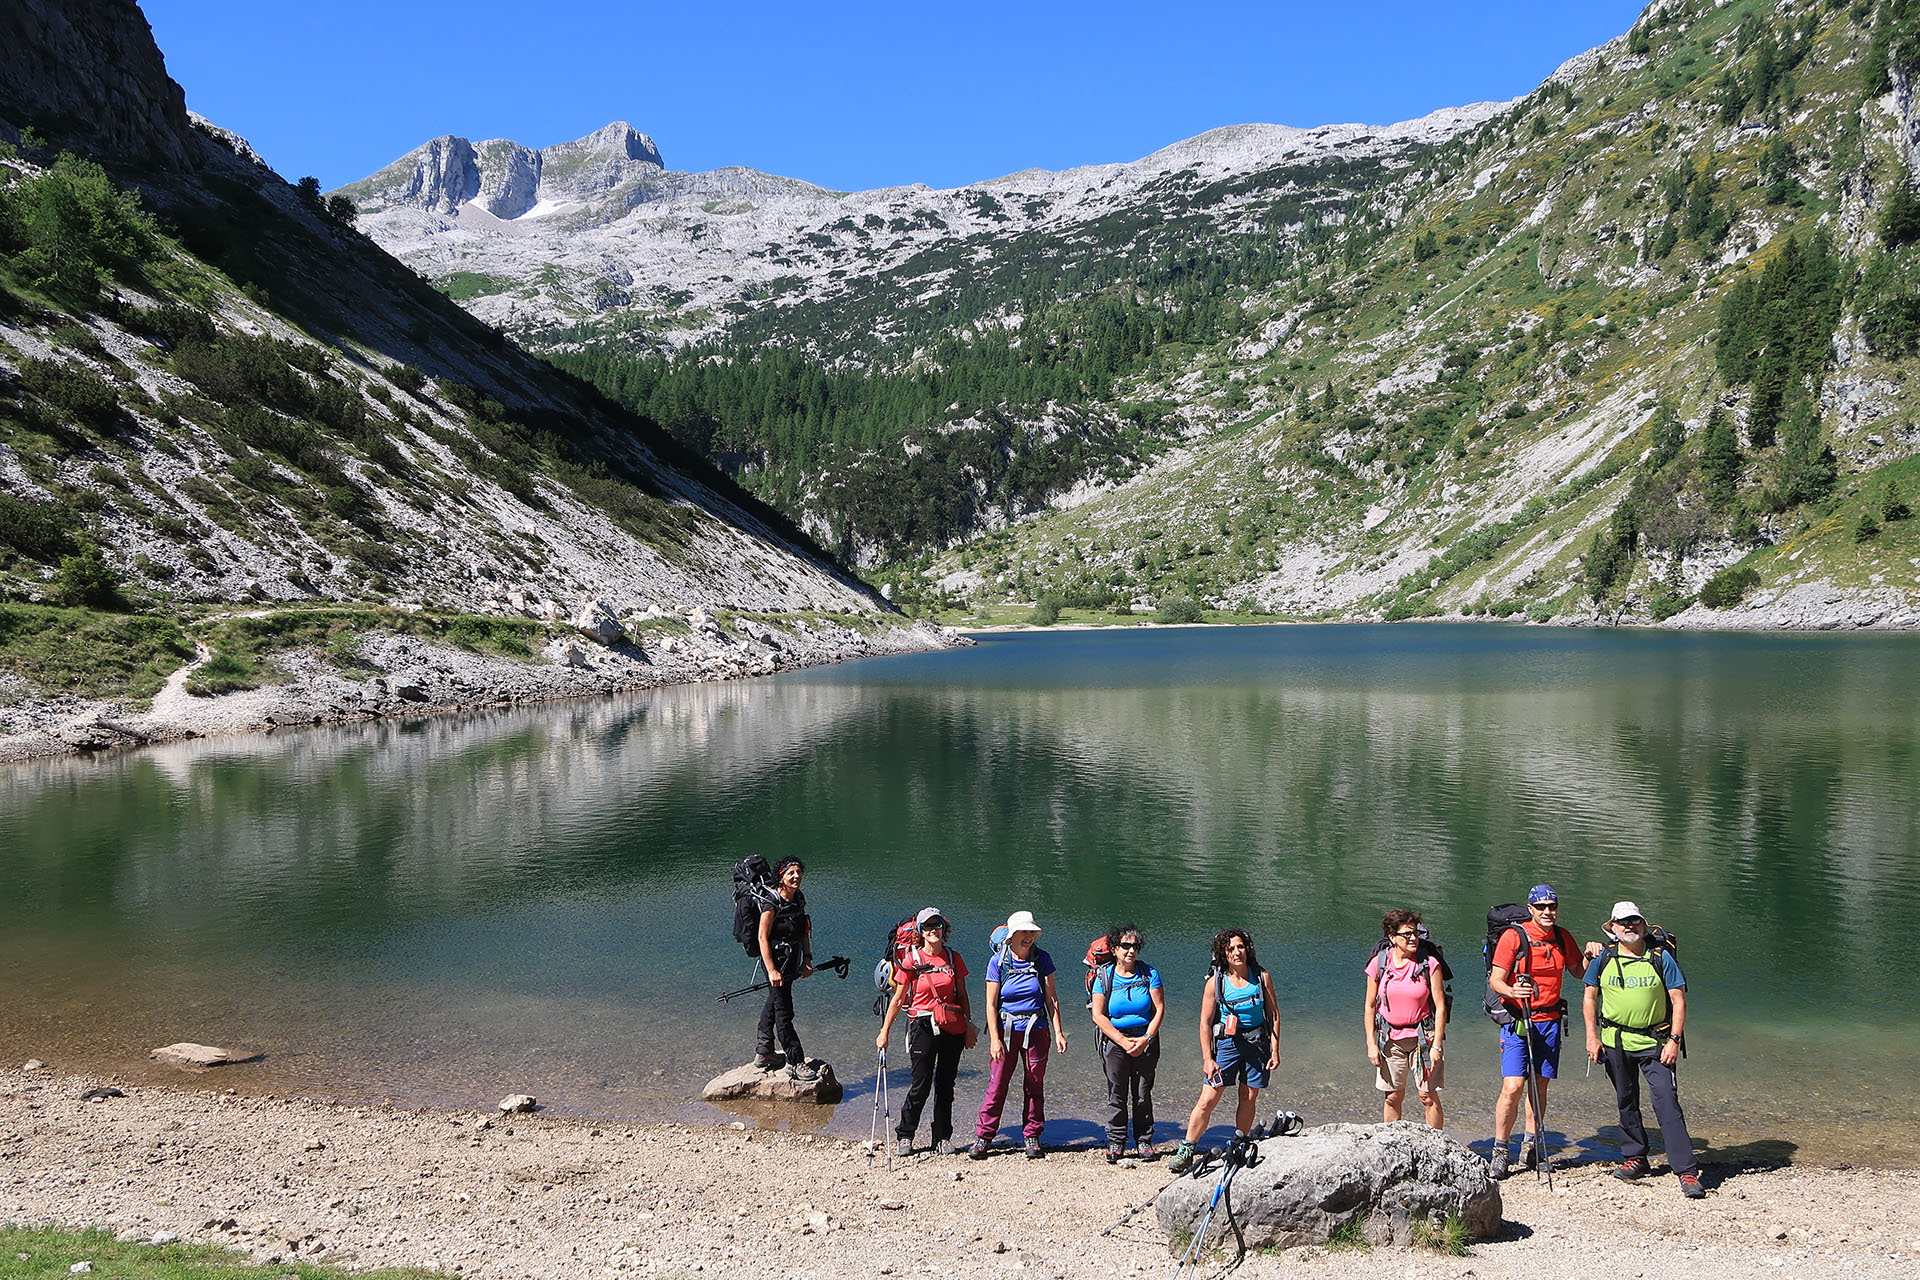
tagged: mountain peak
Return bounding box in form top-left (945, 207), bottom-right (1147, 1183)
top-left (337, 120), bottom-right (665, 220)
top-left (546, 121), bottom-right (663, 169)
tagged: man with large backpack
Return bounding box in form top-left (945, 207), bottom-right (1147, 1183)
top-left (1486, 884), bottom-right (1583, 1178)
top-left (1584, 900), bottom-right (1704, 1199)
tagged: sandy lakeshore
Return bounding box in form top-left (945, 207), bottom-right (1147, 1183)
top-left (4, 1067), bottom-right (1917, 1280)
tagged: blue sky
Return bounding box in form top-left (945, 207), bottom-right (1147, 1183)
top-left (143, 1), bottom-right (1650, 193)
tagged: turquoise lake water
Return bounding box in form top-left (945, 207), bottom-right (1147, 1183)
top-left (2, 624), bottom-right (1915, 1164)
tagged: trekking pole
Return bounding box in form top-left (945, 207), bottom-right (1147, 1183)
top-left (1170, 1119), bottom-right (1271, 1279)
top-left (867, 1049), bottom-right (894, 1171)
top-left (716, 955), bottom-right (852, 1002)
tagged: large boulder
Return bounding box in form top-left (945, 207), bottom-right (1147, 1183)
top-left (702, 1058), bottom-right (842, 1104)
top-left (1156, 1122), bottom-right (1500, 1251)
top-left (572, 599), bottom-right (625, 645)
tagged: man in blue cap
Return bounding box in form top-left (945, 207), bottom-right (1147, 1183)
top-left (1486, 883), bottom-right (1585, 1177)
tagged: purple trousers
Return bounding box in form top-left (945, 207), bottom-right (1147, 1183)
top-left (975, 1025), bottom-right (1050, 1140)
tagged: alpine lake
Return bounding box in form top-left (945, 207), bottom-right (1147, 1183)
top-left (3, 623), bottom-right (1916, 1167)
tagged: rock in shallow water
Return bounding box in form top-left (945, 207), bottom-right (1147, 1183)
top-left (1155, 1121), bottom-right (1500, 1251)
top-left (150, 1043), bottom-right (245, 1068)
top-left (702, 1059), bottom-right (842, 1104)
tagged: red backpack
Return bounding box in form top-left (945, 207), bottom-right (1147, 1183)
top-left (1081, 934), bottom-right (1115, 1007)
top-left (872, 915), bottom-right (931, 1016)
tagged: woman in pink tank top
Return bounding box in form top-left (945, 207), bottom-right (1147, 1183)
top-left (1361, 908), bottom-right (1448, 1128)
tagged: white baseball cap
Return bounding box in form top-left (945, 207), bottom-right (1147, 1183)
top-left (1004, 910), bottom-right (1042, 935)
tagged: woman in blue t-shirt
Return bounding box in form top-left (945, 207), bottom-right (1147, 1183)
top-left (970, 910), bottom-right (1068, 1159)
top-left (1090, 922), bottom-right (1165, 1163)
top-left (1168, 927), bottom-right (1280, 1174)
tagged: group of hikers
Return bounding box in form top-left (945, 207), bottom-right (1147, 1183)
top-left (735, 859), bottom-right (1703, 1199)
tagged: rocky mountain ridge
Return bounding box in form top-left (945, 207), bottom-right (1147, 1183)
top-left (335, 103), bottom-right (1506, 349)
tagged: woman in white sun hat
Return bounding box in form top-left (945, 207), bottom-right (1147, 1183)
top-left (969, 910), bottom-right (1068, 1160)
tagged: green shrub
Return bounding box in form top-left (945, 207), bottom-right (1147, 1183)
top-left (1699, 564), bottom-right (1762, 608)
top-left (18, 356), bottom-right (120, 424)
top-left (1153, 593), bottom-right (1203, 624)
top-left (0, 154), bottom-right (159, 301)
top-left (1027, 594), bottom-right (1061, 626)
top-left (0, 493), bottom-right (76, 560)
top-left (1856, 510), bottom-right (1880, 542)
top-left (55, 535), bottom-right (125, 609)
top-left (388, 363), bottom-right (427, 394)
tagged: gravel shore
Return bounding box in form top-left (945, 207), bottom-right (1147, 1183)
top-left (4, 1067), bottom-right (1916, 1280)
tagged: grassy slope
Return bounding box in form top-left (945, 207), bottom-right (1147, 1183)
top-left (906, 0), bottom-right (1920, 624)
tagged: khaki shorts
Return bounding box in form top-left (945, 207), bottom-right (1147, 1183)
top-left (1374, 1035), bottom-right (1443, 1095)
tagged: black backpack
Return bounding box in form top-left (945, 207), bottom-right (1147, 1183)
top-left (731, 856), bottom-right (780, 956)
top-left (1363, 926), bottom-right (1455, 1016)
top-left (1480, 903), bottom-right (1532, 1027)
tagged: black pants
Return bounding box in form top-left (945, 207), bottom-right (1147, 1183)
top-left (1603, 1044), bottom-right (1696, 1174)
top-left (756, 956), bottom-right (804, 1061)
top-left (896, 1017), bottom-right (965, 1142)
top-left (1099, 1035), bottom-right (1160, 1147)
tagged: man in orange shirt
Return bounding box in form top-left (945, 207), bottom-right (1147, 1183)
top-left (1486, 884), bottom-right (1584, 1178)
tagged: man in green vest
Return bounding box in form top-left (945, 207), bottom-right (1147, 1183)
top-left (1582, 900), bottom-right (1704, 1199)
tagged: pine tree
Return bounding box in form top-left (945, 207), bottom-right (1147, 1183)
top-left (1774, 403), bottom-right (1836, 507)
top-left (1884, 480), bottom-right (1912, 522)
top-left (1700, 406), bottom-right (1743, 511)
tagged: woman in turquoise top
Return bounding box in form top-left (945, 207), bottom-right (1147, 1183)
top-left (1090, 923), bottom-right (1165, 1163)
top-left (1167, 927), bottom-right (1279, 1173)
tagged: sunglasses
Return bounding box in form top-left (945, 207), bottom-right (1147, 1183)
top-left (921, 920), bottom-right (947, 931)
top-left (1116, 940), bottom-right (1142, 950)
top-left (1531, 902), bottom-right (1558, 910)
top-left (1614, 917), bottom-right (1645, 926)
top-left (1391, 930), bottom-right (1418, 939)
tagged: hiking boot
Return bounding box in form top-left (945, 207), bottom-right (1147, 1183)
top-left (1167, 1140), bottom-right (1197, 1175)
top-left (1613, 1157), bottom-right (1650, 1182)
top-left (932, 1139), bottom-right (958, 1156)
top-left (967, 1137), bottom-right (991, 1160)
top-left (1678, 1170), bottom-right (1706, 1199)
top-left (895, 1137), bottom-right (914, 1159)
top-left (786, 1059), bottom-right (820, 1083)
top-left (752, 1052), bottom-right (780, 1070)
top-left (1106, 1142), bottom-right (1124, 1165)
top-left (1488, 1145), bottom-right (1509, 1179)
top-left (1024, 1136), bottom-right (1044, 1159)
top-left (1137, 1142), bottom-right (1158, 1161)
top-left (1518, 1138), bottom-right (1539, 1171)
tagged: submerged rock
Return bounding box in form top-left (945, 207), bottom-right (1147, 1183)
top-left (702, 1058), bottom-right (842, 1104)
top-left (149, 1043), bottom-right (245, 1068)
top-left (1156, 1121), bottom-right (1500, 1252)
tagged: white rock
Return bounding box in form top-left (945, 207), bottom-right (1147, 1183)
top-left (22, 1059), bottom-right (46, 1071)
top-left (572, 599), bottom-right (625, 645)
top-left (70, 1264), bottom-right (93, 1274)
top-left (150, 1232), bottom-right (179, 1245)
top-left (498, 1094), bottom-right (538, 1113)
top-left (150, 1043), bottom-right (242, 1068)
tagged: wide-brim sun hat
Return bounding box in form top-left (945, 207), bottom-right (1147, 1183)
top-left (1004, 910), bottom-right (1042, 935)
top-left (1609, 900), bottom-right (1644, 922)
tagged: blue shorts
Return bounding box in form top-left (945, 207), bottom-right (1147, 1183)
top-left (1499, 1020), bottom-right (1562, 1078)
top-left (1214, 1032), bottom-right (1269, 1090)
